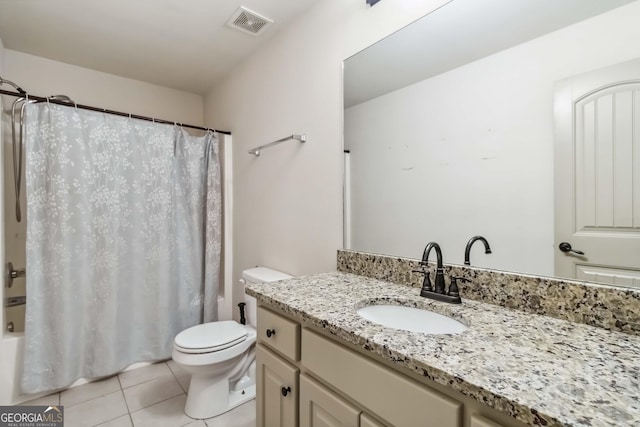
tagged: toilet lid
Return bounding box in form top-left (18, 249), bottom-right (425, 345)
top-left (174, 321), bottom-right (248, 353)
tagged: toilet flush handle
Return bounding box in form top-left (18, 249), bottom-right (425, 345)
top-left (238, 303), bottom-right (246, 325)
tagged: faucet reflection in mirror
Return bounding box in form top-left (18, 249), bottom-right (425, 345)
top-left (464, 236), bottom-right (492, 266)
top-left (337, 249), bottom-right (640, 336)
top-left (343, 0), bottom-right (640, 288)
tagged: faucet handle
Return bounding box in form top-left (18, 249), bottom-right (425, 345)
top-left (412, 265), bottom-right (434, 292)
top-left (412, 263), bottom-right (429, 275)
top-left (413, 270), bottom-right (433, 293)
top-left (447, 276), bottom-right (470, 297)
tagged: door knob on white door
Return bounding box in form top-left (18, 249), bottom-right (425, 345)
top-left (559, 242), bottom-right (585, 255)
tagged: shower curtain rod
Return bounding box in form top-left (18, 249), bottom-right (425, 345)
top-left (0, 88), bottom-right (231, 135)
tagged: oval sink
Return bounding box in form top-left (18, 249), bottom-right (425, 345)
top-left (357, 304), bottom-right (467, 335)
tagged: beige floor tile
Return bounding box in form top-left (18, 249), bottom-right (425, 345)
top-left (205, 401), bottom-right (255, 427)
top-left (64, 390), bottom-right (128, 427)
top-left (122, 374), bottom-right (184, 412)
top-left (15, 363), bottom-right (254, 427)
top-left (174, 373), bottom-right (191, 394)
top-left (61, 376), bottom-right (121, 407)
top-left (119, 362), bottom-right (172, 389)
top-left (130, 394), bottom-right (193, 427)
top-left (166, 360), bottom-right (191, 393)
top-left (165, 360), bottom-right (183, 374)
top-left (95, 414), bottom-right (134, 427)
top-left (20, 392), bottom-right (60, 406)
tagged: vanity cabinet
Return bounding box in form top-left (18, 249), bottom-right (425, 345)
top-left (257, 305), bottom-right (300, 362)
top-left (256, 345), bottom-right (298, 427)
top-left (256, 306), bottom-right (301, 426)
top-left (360, 414), bottom-right (385, 427)
top-left (302, 328), bottom-right (461, 427)
top-left (470, 414), bottom-right (506, 427)
top-left (256, 306), bottom-right (525, 427)
top-left (300, 374), bottom-right (360, 426)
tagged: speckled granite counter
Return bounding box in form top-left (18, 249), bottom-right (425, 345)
top-left (246, 272), bottom-right (640, 427)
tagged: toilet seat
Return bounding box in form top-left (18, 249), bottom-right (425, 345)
top-left (174, 321), bottom-right (248, 354)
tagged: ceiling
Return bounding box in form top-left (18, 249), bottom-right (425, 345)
top-left (344, 0), bottom-right (636, 108)
top-left (0, 0), bottom-right (318, 95)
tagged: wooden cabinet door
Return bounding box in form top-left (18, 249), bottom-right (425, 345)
top-left (302, 328), bottom-right (462, 427)
top-left (470, 414), bottom-right (505, 427)
top-left (256, 344), bottom-right (299, 427)
top-left (361, 413), bottom-right (386, 427)
top-left (300, 374), bottom-right (361, 427)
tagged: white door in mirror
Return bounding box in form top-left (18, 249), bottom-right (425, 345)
top-left (357, 305), bottom-right (467, 335)
top-left (554, 57), bottom-right (640, 288)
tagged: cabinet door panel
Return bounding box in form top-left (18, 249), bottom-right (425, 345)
top-left (258, 306), bottom-right (300, 361)
top-left (300, 374), bottom-right (360, 427)
top-left (361, 413), bottom-right (386, 427)
top-left (471, 414), bottom-right (505, 427)
top-left (302, 328), bottom-right (462, 427)
top-left (256, 344), bottom-right (299, 427)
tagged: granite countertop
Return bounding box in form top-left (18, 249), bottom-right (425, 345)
top-left (246, 272), bottom-right (640, 427)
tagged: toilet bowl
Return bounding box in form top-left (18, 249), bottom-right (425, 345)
top-left (172, 267), bottom-right (292, 419)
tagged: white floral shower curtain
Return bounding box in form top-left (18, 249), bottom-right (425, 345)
top-left (21, 103), bottom-right (221, 394)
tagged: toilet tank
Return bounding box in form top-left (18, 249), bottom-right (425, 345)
top-left (241, 267), bottom-right (292, 327)
top-left (242, 267), bottom-right (292, 284)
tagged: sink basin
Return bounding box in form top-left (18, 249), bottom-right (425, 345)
top-left (357, 304), bottom-right (467, 335)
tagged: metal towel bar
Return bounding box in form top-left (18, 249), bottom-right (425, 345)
top-left (248, 134), bottom-right (306, 156)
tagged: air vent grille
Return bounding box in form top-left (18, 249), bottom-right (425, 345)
top-left (226, 7), bottom-right (273, 36)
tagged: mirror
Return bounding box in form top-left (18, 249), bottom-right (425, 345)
top-left (343, 0), bottom-right (640, 286)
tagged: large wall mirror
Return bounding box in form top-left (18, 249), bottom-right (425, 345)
top-left (343, 0), bottom-right (640, 288)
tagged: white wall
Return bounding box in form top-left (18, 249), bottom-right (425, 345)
top-left (3, 50), bottom-right (204, 124)
top-left (345, 1), bottom-right (640, 276)
top-left (203, 0), bottom-right (451, 314)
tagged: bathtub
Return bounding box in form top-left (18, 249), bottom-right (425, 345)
top-left (1, 297), bottom-right (36, 404)
top-left (0, 329), bottom-right (155, 405)
top-left (0, 330), bottom-right (29, 405)
top-left (1, 278), bottom-right (30, 405)
top-left (0, 294), bottom-right (231, 405)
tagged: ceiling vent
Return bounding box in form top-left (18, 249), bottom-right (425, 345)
top-left (226, 6), bottom-right (273, 36)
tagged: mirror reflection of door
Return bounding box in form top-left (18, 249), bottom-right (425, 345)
top-left (554, 58), bottom-right (640, 287)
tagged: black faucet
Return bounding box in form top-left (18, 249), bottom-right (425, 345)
top-left (464, 236), bottom-right (492, 266)
top-left (416, 242), bottom-right (462, 304)
top-left (421, 242), bottom-right (446, 294)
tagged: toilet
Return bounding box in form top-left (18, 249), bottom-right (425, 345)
top-left (172, 266), bottom-right (292, 419)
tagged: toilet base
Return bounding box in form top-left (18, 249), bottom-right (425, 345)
top-left (185, 374), bottom-right (256, 419)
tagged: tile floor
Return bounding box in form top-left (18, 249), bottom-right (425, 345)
top-left (20, 360), bottom-right (255, 427)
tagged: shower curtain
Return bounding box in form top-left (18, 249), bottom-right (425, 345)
top-left (21, 103), bottom-right (221, 394)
